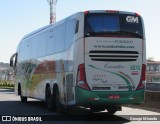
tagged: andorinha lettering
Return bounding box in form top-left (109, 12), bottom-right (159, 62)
top-left (115, 40), bottom-right (133, 44)
top-left (96, 40), bottom-right (133, 43)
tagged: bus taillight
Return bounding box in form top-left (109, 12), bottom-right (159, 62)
top-left (77, 64), bottom-right (91, 90)
top-left (84, 11), bottom-right (89, 15)
top-left (135, 13), bottom-right (140, 17)
top-left (136, 64), bottom-right (146, 90)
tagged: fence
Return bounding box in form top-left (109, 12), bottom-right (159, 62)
top-left (138, 82), bottom-right (160, 110)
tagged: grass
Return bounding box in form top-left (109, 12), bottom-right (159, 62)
top-left (0, 81), bottom-right (14, 89)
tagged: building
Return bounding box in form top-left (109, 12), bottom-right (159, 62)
top-left (147, 61), bottom-right (160, 72)
top-left (147, 61), bottom-right (160, 82)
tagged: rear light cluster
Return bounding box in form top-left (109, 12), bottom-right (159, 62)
top-left (136, 64), bottom-right (146, 90)
top-left (84, 11), bottom-right (89, 15)
top-left (135, 13), bottom-right (140, 17)
top-left (77, 64), bottom-right (91, 90)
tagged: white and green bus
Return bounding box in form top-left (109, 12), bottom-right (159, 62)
top-left (10, 10), bottom-right (146, 114)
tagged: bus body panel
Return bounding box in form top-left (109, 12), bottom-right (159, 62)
top-left (85, 37), bottom-right (143, 92)
top-left (75, 86), bottom-right (145, 107)
top-left (14, 12), bottom-right (82, 105)
top-left (75, 11), bottom-right (146, 107)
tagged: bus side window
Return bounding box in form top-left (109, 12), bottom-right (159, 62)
top-left (46, 29), bottom-right (56, 55)
top-left (75, 20), bottom-right (79, 33)
top-left (65, 19), bottom-right (76, 50)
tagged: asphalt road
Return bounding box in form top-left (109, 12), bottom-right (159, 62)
top-left (0, 89), bottom-right (160, 124)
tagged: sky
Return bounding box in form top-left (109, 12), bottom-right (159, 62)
top-left (0, 0), bottom-right (160, 63)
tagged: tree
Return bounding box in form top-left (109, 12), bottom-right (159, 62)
top-left (147, 57), bottom-right (154, 62)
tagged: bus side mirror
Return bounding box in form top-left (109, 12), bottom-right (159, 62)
top-left (10, 53), bottom-right (17, 67)
top-left (10, 59), bottom-right (13, 67)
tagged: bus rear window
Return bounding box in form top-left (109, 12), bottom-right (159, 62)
top-left (84, 13), bottom-right (144, 38)
top-left (86, 15), bottom-right (119, 32)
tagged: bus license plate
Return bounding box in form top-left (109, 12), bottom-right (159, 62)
top-left (108, 95), bottom-right (120, 99)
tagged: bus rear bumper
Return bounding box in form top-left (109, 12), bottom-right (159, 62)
top-left (75, 86), bottom-right (145, 107)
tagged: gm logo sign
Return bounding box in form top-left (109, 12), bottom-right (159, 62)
top-left (126, 16), bottom-right (139, 23)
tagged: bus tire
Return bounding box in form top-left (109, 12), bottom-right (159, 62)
top-left (20, 95), bottom-right (27, 103)
top-left (55, 89), bottom-right (68, 114)
top-left (90, 106), bottom-right (105, 113)
top-left (19, 85), bottom-right (27, 103)
top-left (106, 106), bottom-right (121, 114)
top-left (46, 86), bottom-right (56, 111)
top-left (107, 108), bottom-right (117, 114)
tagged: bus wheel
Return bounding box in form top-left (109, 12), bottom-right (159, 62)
top-left (20, 95), bottom-right (27, 103)
top-left (106, 106), bottom-right (121, 114)
top-left (90, 107), bottom-right (105, 113)
top-left (55, 89), bottom-right (68, 114)
top-left (19, 86), bottom-right (27, 103)
top-left (46, 86), bottom-right (55, 111)
top-left (107, 108), bottom-right (117, 114)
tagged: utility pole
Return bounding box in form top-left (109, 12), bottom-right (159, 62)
top-left (47, 0), bottom-right (57, 24)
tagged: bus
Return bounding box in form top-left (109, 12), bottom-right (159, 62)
top-left (10, 10), bottom-right (146, 114)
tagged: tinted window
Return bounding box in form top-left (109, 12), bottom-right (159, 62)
top-left (120, 14), bottom-right (143, 37)
top-left (20, 40), bottom-right (31, 61)
top-left (46, 29), bottom-right (56, 55)
top-left (31, 37), bottom-right (38, 58)
top-left (38, 32), bottom-right (46, 57)
top-left (30, 32), bottom-right (46, 58)
top-left (84, 13), bottom-right (143, 38)
top-left (86, 15), bottom-right (119, 32)
top-left (65, 19), bottom-right (76, 49)
top-left (56, 24), bottom-right (65, 53)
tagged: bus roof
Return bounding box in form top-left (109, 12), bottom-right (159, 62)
top-left (21, 12), bottom-right (81, 41)
top-left (21, 10), bottom-right (141, 41)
